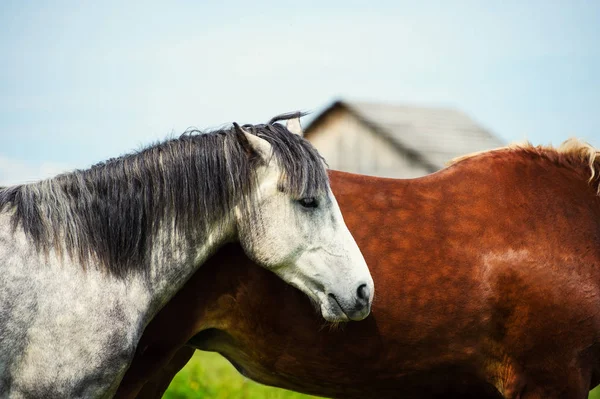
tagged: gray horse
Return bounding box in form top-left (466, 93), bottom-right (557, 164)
top-left (0, 114), bottom-right (373, 398)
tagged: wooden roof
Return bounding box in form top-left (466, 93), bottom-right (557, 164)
top-left (305, 100), bottom-right (504, 169)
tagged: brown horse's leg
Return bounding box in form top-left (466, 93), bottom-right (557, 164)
top-left (512, 368), bottom-right (591, 399)
top-left (136, 346), bottom-right (196, 399)
top-left (114, 344), bottom-right (195, 399)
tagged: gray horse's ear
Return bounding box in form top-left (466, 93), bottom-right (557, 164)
top-left (234, 123), bottom-right (273, 161)
top-left (286, 116), bottom-right (303, 137)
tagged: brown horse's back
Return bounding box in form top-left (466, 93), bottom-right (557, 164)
top-left (326, 155), bottom-right (600, 397)
top-left (120, 145), bottom-right (600, 399)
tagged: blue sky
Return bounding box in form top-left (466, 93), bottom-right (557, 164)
top-left (1, 0), bottom-right (599, 185)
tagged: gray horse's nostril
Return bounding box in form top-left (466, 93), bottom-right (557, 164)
top-left (357, 283), bottom-right (369, 302)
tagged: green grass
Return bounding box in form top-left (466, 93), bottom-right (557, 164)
top-left (165, 351), bottom-right (600, 398)
top-left (164, 351), bottom-right (321, 399)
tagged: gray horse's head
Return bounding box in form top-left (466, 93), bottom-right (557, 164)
top-left (234, 115), bottom-right (373, 322)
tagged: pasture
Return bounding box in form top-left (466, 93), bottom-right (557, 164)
top-left (164, 351), bottom-right (320, 399)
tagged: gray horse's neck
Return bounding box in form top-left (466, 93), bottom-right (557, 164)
top-left (142, 215), bottom-right (237, 318)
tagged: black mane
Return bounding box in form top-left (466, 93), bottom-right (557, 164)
top-left (0, 113), bottom-right (328, 278)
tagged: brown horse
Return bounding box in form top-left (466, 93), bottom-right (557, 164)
top-left (117, 139), bottom-right (600, 399)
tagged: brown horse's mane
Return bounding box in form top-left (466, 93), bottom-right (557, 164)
top-left (449, 138), bottom-right (600, 194)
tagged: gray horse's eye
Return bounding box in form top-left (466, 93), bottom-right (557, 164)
top-left (298, 197), bottom-right (318, 208)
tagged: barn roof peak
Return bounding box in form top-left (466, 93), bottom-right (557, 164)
top-left (305, 99), bottom-right (504, 170)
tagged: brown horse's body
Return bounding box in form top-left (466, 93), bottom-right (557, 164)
top-left (118, 143), bottom-right (600, 399)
